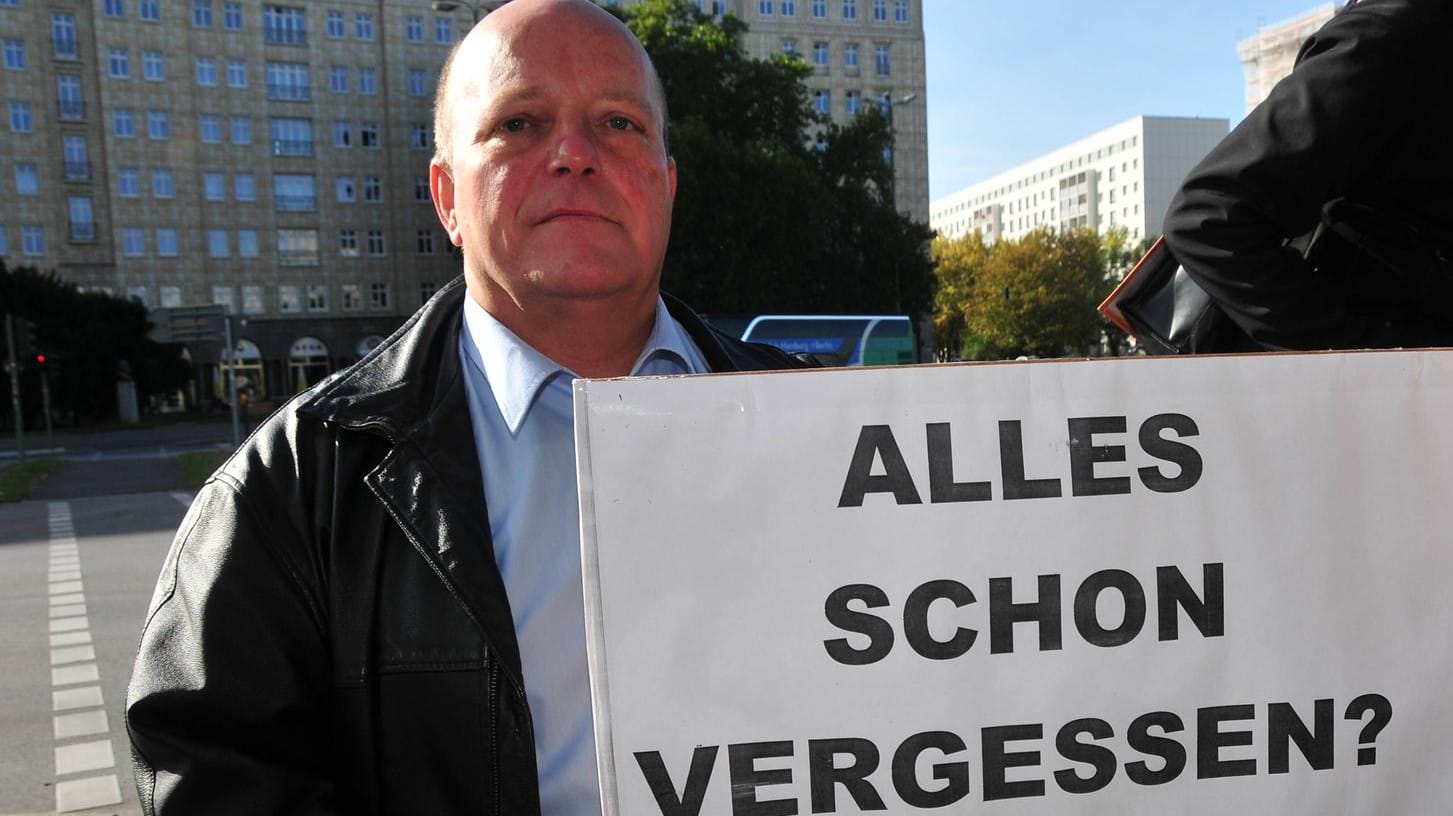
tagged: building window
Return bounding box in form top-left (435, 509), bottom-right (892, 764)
top-left (152, 169), bottom-right (174, 198)
top-left (2, 40), bottom-right (26, 71)
top-left (69, 197), bottom-right (96, 241)
top-left (336, 175), bottom-right (355, 202)
top-left (212, 286), bottom-right (234, 313)
top-left (410, 123), bottom-right (431, 150)
top-left (264, 6), bottom-right (308, 46)
top-left (758, 0), bottom-right (773, 15)
top-left (844, 43), bottom-right (859, 71)
top-left (143, 51), bottom-right (164, 81)
top-left (147, 110), bottom-right (170, 140)
top-left (227, 59), bottom-right (247, 87)
top-left (329, 66), bottom-right (348, 94)
top-left (235, 173), bottom-right (255, 200)
top-left (419, 281), bottom-right (438, 303)
top-left (435, 17), bottom-right (453, 45)
top-left (370, 283), bottom-right (390, 310)
top-left (140, 0), bottom-right (160, 21)
top-left (875, 43), bottom-right (890, 76)
top-left (359, 121), bottom-right (378, 148)
top-left (416, 229), bottom-right (435, 254)
top-left (408, 69), bottom-right (428, 97)
top-left (22, 226), bottom-right (44, 256)
top-left (363, 176), bottom-right (382, 202)
top-left (342, 283), bottom-right (362, 311)
top-left (14, 162), bottom-right (39, 195)
top-left (872, 0), bottom-right (886, 21)
top-left (278, 285), bottom-right (300, 313)
top-left (224, 1), bottom-right (243, 29)
top-left (122, 228), bottom-right (145, 256)
top-left (9, 101), bottom-right (32, 132)
top-left (63, 135), bottom-right (90, 180)
top-left (843, 0), bottom-right (857, 20)
top-left (812, 42), bottom-right (828, 68)
top-left (894, 0), bottom-right (908, 23)
top-left (845, 90), bottom-right (860, 115)
top-left (326, 10), bottom-right (344, 38)
top-left (238, 229), bottom-right (259, 257)
top-left (0, 228), bottom-right (7, 256)
top-left (196, 57), bottom-right (218, 86)
top-left (357, 67), bottom-right (377, 95)
top-left (108, 47), bottom-right (131, 78)
top-left (781, 38), bottom-right (797, 57)
top-left (204, 172), bottom-right (226, 200)
top-left (278, 228), bottom-right (319, 266)
top-left (273, 173), bottom-right (316, 211)
top-left (367, 230), bottom-right (385, 256)
top-left (156, 228), bottom-right (178, 256)
top-left (813, 89), bottom-right (829, 115)
top-left (159, 286), bottom-right (182, 307)
top-left (199, 114), bottom-right (222, 143)
top-left (406, 16), bottom-right (424, 42)
top-left (52, 14), bottom-right (79, 59)
top-left (306, 284), bottom-right (327, 312)
top-left (105, 0), bottom-right (126, 17)
top-left (413, 176), bottom-right (430, 203)
top-left (193, 0), bottom-right (213, 28)
top-left (267, 62), bottom-right (310, 100)
top-left (332, 120), bottom-right (351, 148)
top-left (355, 13), bottom-right (374, 40)
top-left (57, 75), bottom-right (84, 120)
top-left (338, 229), bottom-right (358, 256)
top-left (782, 0), bottom-right (796, 15)
top-left (231, 115), bottom-right (251, 144)
top-left (118, 168), bottom-right (140, 197)
top-left (208, 229), bottom-right (229, 257)
top-left (812, 0), bottom-right (826, 17)
top-left (243, 285), bottom-right (264, 314)
top-left (270, 117), bottom-right (312, 156)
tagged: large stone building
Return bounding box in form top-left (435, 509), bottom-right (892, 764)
top-left (928, 116), bottom-right (1229, 246)
top-left (1236, 3), bottom-right (1337, 114)
top-left (616, 0), bottom-right (929, 224)
top-left (1, 0), bottom-right (926, 403)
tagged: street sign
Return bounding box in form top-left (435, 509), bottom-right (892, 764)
top-left (148, 305), bottom-right (226, 344)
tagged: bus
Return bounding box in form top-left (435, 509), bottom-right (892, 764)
top-left (737, 314), bottom-right (917, 366)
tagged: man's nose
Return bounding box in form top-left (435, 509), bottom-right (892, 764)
top-left (549, 124), bottom-right (598, 176)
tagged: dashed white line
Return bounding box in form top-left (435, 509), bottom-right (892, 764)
top-left (46, 501), bottom-right (122, 812)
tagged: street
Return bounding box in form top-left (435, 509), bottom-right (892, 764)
top-left (0, 480), bottom-right (192, 815)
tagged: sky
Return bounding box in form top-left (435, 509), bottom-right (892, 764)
top-left (922, 0), bottom-right (1336, 201)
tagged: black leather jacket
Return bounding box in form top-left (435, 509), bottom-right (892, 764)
top-left (125, 278), bottom-right (810, 815)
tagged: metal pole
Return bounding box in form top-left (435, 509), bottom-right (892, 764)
top-left (40, 366), bottom-right (53, 437)
top-left (224, 315), bottom-right (241, 448)
top-left (4, 314), bottom-right (25, 464)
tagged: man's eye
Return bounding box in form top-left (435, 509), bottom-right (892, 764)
top-left (607, 116), bottom-right (635, 131)
top-left (501, 118), bottom-right (528, 133)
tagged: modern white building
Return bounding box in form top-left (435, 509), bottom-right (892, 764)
top-left (1237, 4), bottom-right (1338, 114)
top-left (928, 116), bottom-right (1229, 245)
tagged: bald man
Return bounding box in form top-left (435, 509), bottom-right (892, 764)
top-left (125, 2), bottom-right (810, 813)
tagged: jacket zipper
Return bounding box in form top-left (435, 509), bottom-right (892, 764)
top-left (490, 661), bottom-right (500, 816)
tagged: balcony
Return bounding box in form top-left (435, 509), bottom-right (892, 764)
top-left (63, 160), bottom-right (92, 181)
top-left (266, 82), bottom-right (310, 101)
top-left (274, 194), bottom-right (316, 212)
top-left (57, 98), bottom-right (86, 121)
top-left (263, 26), bottom-right (307, 46)
top-left (271, 139), bottom-right (313, 157)
top-left (69, 221), bottom-right (96, 242)
top-left (277, 249), bottom-right (318, 266)
top-left (52, 38), bottom-right (79, 60)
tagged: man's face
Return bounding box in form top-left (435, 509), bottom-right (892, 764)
top-left (433, 3), bottom-right (676, 314)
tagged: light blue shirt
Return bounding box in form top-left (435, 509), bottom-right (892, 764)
top-left (458, 294), bottom-right (709, 815)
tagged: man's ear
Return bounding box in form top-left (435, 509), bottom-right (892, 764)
top-left (430, 160), bottom-right (462, 246)
top-left (667, 155), bottom-right (677, 203)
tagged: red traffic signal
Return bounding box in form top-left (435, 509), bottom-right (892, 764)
top-left (35, 354), bottom-right (46, 364)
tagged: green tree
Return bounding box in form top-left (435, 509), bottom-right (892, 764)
top-left (621, 0), bottom-right (934, 317)
top-left (1, 260), bottom-right (190, 426)
top-left (930, 230), bottom-right (991, 358)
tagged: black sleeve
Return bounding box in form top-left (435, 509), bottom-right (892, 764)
top-left (125, 477), bottom-right (337, 815)
top-left (1161, 1), bottom-right (1422, 350)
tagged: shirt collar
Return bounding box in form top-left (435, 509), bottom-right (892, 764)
top-left (460, 294), bottom-right (702, 434)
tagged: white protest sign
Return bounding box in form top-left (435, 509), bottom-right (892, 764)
top-left (574, 350), bottom-right (1453, 815)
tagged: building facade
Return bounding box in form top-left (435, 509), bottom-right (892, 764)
top-left (928, 116), bottom-right (1229, 246)
top-left (0, 0), bottom-right (475, 402)
top-left (614, 0), bottom-right (929, 224)
top-left (1236, 3), bottom-right (1337, 114)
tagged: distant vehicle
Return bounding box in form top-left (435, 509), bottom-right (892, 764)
top-left (738, 314), bottom-right (917, 366)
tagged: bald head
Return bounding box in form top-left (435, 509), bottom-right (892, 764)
top-left (431, 0), bottom-right (667, 169)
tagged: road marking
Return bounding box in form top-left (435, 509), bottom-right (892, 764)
top-left (170, 491), bottom-right (193, 509)
top-left (46, 502), bottom-right (123, 812)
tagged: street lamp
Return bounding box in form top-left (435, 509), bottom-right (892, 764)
top-left (881, 92), bottom-right (917, 201)
top-left (430, 0), bottom-right (507, 24)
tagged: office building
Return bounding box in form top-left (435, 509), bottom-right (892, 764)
top-left (928, 116), bottom-right (1229, 245)
top-left (1237, 4), bottom-right (1337, 113)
